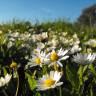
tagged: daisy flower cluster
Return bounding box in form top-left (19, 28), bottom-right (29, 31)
top-left (0, 25), bottom-right (96, 96)
top-left (25, 47), bottom-right (70, 91)
top-left (27, 48), bottom-right (69, 67)
top-left (25, 44), bottom-right (96, 92)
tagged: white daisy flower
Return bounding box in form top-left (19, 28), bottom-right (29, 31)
top-left (73, 53), bottom-right (96, 65)
top-left (36, 71), bottom-right (63, 91)
top-left (36, 42), bottom-right (45, 50)
top-left (84, 39), bottom-right (96, 48)
top-left (0, 78), bottom-right (5, 87)
top-left (4, 74), bottom-right (12, 84)
top-left (48, 48), bottom-right (69, 67)
top-left (0, 74), bottom-right (11, 87)
top-left (26, 49), bottom-right (49, 68)
top-left (70, 44), bottom-right (81, 54)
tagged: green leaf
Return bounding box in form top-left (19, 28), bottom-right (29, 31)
top-left (35, 92), bottom-right (41, 96)
top-left (26, 73), bottom-right (37, 90)
top-left (3, 67), bottom-right (7, 76)
top-left (78, 65), bottom-right (83, 85)
top-left (83, 65), bottom-right (88, 73)
top-left (89, 64), bottom-right (96, 77)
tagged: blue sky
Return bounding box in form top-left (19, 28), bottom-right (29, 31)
top-left (0, 0), bottom-right (96, 23)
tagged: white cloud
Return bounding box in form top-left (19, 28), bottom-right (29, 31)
top-left (41, 8), bottom-right (53, 15)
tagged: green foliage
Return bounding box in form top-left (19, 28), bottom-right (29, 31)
top-left (66, 64), bottom-right (79, 90)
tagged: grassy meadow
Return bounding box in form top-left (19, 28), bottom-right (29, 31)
top-left (0, 19), bottom-right (96, 96)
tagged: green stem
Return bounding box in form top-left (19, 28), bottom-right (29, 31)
top-left (59, 86), bottom-right (62, 96)
top-left (2, 89), bottom-right (8, 96)
top-left (15, 72), bottom-right (19, 96)
top-left (90, 85), bottom-right (93, 96)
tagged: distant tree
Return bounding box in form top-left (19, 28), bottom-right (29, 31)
top-left (77, 4), bottom-right (96, 27)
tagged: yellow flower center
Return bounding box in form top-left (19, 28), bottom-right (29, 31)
top-left (50, 51), bottom-right (59, 61)
top-left (44, 78), bottom-right (55, 87)
top-left (10, 61), bottom-right (17, 69)
top-left (35, 57), bottom-right (41, 64)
